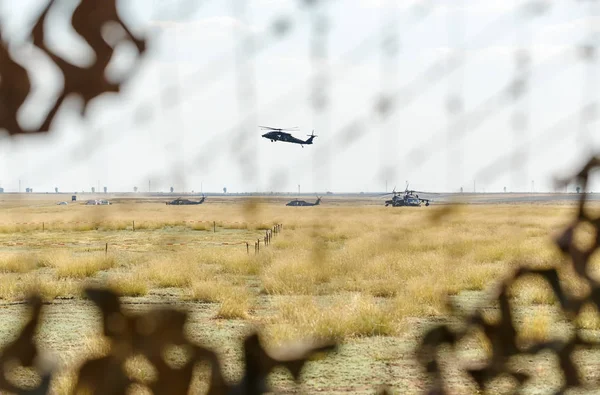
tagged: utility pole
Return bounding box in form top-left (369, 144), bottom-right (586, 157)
top-left (473, 180), bottom-right (476, 193)
top-left (531, 180), bottom-right (534, 193)
top-left (298, 184), bottom-right (300, 195)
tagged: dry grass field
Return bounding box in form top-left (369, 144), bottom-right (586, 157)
top-left (0, 194), bottom-right (598, 393)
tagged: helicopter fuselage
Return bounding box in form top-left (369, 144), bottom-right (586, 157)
top-left (286, 198), bottom-right (321, 206)
top-left (166, 197), bottom-right (206, 205)
top-left (260, 128), bottom-right (317, 147)
top-left (385, 197), bottom-right (422, 207)
top-left (262, 131), bottom-right (309, 144)
top-left (384, 194), bottom-right (430, 207)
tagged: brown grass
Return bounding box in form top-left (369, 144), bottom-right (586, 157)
top-left (0, 198), bottom-right (591, 341)
top-left (216, 287), bottom-right (251, 319)
top-left (0, 253), bottom-right (39, 273)
top-left (106, 273), bottom-right (149, 297)
top-left (576, 303), bottom-right (600, 330)
top-left (186, 280), bottom-right (252, 319)
top-left (55, 255), bottom-right (118, 279)
top-left (0, 274), bottom-right (80, 301)
top-left (263, 294), bottom-right (395, 345)
top-left (519, 312), bottom-right (552, 345)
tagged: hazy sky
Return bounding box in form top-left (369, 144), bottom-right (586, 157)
top-left (0, 0), bottom-right (599, 194)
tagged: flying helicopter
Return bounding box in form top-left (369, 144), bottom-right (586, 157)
top-left (166, 195), bottom-right (206, 205)
top-left (286, 196), bottom-right (322, 206)
top-left (380, 186), bottom-right (432, 207)
top-left (260, 126), bottom-right (317, 148)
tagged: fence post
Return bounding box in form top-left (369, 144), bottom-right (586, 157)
top-left (133, 221), bottom-right (135, 231)
top-left (246, 242), bottom-right (249, 254)
top-left (257, 239), bottom-right (260, 253)
top-left (42, 222), bottom-right (44, 232)
top-left (105, 242), bottom-right (108, 256)
top-left (214, 221), bottom-right (216, 233)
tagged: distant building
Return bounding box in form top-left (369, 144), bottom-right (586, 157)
top-left (0, 187), bottom-right (4, 193)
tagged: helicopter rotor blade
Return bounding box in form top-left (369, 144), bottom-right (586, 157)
top-left (259, 126), bottom-right (299, 131)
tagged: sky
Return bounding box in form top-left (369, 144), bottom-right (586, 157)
top-left (0, 0), bottom-right (599, 194)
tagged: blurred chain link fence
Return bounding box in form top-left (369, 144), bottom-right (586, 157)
top-left (9, 0), bottom-right (598, 193)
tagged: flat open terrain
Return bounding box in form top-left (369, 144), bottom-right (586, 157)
top-left (0, 194), bottom-right (599, 393)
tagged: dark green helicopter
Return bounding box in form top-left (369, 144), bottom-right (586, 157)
top-left (260, 126), bottom-right (317, 148)
top-left (286, 196), bottom-right (322, 206)
top-left (380, 185), bottom-right (431, 207)
top-left (166, 195), bottom-right (206, 205)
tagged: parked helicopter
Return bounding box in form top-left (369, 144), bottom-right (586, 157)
top-left (380, 186), bottom-right (431, 207)
top-left (260, 126), bottom-right (317, 147)
top-left (166, 195), bottom-right (206, 205)
top-left (286, 196), bottom-right (322, 206)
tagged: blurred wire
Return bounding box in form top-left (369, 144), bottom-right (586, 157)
top-left (406, 46), bottom-right (575, 165)
top-left (264, 1), bottom-right (557, 187)
top-left (25, 0), bottom-right (344, 182)
top-left (445, 0), bottom-right (466, 192)
top-left (474, 101), bottom-right (597, 184)
top-left (309, 3), bottom-right (331, 193)
top-left (377, 0), bottom-right (401, 191)
top-left (10, 0), bottom-right (600, 196)
top-left (232, 0), bottom-right (258, 193)
top-left (578, 0), bottom-right (599, 157)
top-left (510, 0), bottom-right (532, 192)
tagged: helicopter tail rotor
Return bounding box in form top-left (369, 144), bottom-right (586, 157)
top-left (305, 130), bottom-right (318, 144)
